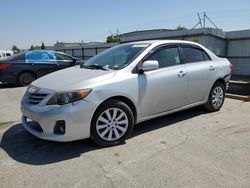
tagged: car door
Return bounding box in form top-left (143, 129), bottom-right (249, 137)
top-left (25, 51), bottom-right (59, 77)
top-left (138, 45), bottom-right (188, 117)
top-left (180, 45), bottom-right (214, 105)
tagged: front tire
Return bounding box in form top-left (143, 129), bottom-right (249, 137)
top-left (90, 99), bottom-right (134, 147)
top-left (17, 72), bottom-right (36, 86)
top-left (204, 82), bottom-right (225, 112)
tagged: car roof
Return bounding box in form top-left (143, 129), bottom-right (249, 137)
top-left (27, 50), bottom-right (55, 53)
top-left (128, 40), bottom-right (201, 46)
top-left (26, 50), bottom-right (71, 55)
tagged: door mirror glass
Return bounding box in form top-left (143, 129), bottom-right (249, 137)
top-left (142, 60), bottom-right (159, 71)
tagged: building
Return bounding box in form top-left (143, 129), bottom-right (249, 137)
top-left (117, 28), bottom-right (250, 76)
top-left (55, 42), bottom-right (118, 60)
top-left (53, 41), bottom-right (84, 50)
top-left (51, 28), bottom-right (250, 76)
top-left (117, 29), bottom-right (173, 41)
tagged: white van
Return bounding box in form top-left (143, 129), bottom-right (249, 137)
top-left (0, 50), bottom-right (14, 59)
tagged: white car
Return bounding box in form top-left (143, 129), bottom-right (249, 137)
top-left (0, 50), bottom-right (14, 59)
top-left (21, 40), bottom-right (233, 146)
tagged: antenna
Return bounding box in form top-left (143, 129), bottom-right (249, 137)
top-left (204, 12), bottom-right (219, 29)
top-left (198, 12), bottom-right (203, 28)
top-left (109, 30), bottom-right (113, 36)
top-left (203, 12), bottom-right (206, 28)
top-left (192, 12), bottom-right (219, 29)
top-left (192, 12), bottom-right (203, 29)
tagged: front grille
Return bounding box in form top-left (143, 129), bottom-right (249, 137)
top-left (27, 92), bottom-right (48, 105)
top-left (24, 86), bottom-right (54, 105)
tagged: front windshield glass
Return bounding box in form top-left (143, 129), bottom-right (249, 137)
top-left (82, 43), bottom-right (149, 70)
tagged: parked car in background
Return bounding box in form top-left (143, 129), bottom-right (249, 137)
top-left (0, 50), bottom-right (82, 86)
top-left (0, 50), bottom-right (14, 59)
top-left (21, 40), bottom-right (233, 147)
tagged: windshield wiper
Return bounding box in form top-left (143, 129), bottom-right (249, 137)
top-left (80, 64), bottom-right (109, 71)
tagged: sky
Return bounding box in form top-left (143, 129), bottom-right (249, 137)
top-left (0, 0), bottom-right (249, 49)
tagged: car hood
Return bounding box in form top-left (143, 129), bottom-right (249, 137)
top-left (32, 66), bottom-right (116, 91)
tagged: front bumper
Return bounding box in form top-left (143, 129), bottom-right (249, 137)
top-left (21, 99), bottom-right (96, 142)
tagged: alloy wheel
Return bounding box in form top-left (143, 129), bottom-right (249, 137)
top-left (212, 86), bottom-right (224, 108)
top-left (96, 108), bottom-right (128, 142)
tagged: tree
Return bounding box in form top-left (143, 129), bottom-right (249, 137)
top-left (176, 25), bottom-right (187, 31)
top-left (106, 35), bottom-right (121, 43)
top-left (41, 42), bottom-right (45, 50)
top-left (11, 45), bottom-right (20, 53)
top-left (29, 45), bottom-right (35, 51)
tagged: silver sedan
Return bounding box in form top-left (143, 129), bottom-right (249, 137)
top-left (21, 40), bottom-right (232, 146)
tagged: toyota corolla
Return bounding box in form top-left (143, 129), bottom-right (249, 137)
top-left (21, 40), bottom-right (233, 146)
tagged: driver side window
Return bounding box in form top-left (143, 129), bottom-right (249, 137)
top-left (148, 47), bottom-right (181, 68)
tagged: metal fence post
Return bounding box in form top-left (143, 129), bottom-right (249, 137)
top-left (95, 48), bottom-right (98, 55)
top-left (81, 48), bottom-right (85, 60)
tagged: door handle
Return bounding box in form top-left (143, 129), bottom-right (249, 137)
top-left (177, 71), bottom-right (186, 78)
top-left (209, 65), bottom-right (215, 71)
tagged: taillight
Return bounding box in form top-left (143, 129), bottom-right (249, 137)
top-left (0, 64), bottom-right (11, 70)
top-left (229, 63), bottom-right (234, 72)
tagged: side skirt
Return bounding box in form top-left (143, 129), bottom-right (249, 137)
top-left (136, 100), bottom-right (207, 124)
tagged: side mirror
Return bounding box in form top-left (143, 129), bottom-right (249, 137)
top-left (141, 60), bottom-right (159, 72)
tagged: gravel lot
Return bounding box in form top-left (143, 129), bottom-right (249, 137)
top-left (0, 86), bottom-right (250, 188)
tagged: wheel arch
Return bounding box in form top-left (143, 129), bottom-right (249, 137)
top-left (214, 77), bottom-right (226, 88)
top-left (93, 96), bottom-right (138, 123)
top-left (204, 77), bottom-right (226, 102)
top-left (16, 70), bottom-right (37, 83)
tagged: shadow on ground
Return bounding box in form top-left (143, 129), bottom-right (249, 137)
top-left (0, 107), bottom-right (208, 165)
top-left (0, 83), bottom-right (18, 89)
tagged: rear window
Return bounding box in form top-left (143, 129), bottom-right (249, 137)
top-left (55, 53), bottom-right (73, 61)
top-left (148, 47), bottom-right (181, 68)
top-left (7, 53), bottom-right (26, 61)
top-left (182, 47), bottom-right (209, 63)
top-left (203, 51), bottom-right (211, 61)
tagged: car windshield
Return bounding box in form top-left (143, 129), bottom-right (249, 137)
top-left (81, 43), bottom-right (149, 70)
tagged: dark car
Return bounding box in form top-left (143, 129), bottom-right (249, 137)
top-left (0, 50), bottom-right (82, 86)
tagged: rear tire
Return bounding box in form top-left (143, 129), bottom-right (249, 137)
top-left (204, 82), bottom-right (225, 112)
top-left (17, 72), bottom-right (36, 86)
top-left (90, 99), bottom-right (134, 147)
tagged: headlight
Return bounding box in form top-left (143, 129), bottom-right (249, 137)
top-left (47, 89), bottom-right (92, 105)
